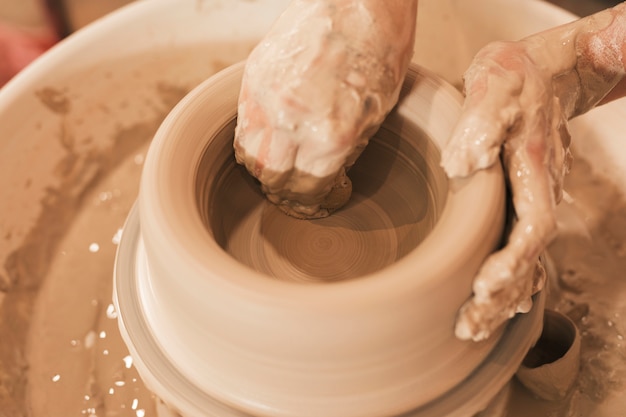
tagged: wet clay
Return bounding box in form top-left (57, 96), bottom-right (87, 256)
top-left (441, 2), bottom-right (626, 342)
top-left (506, 156), bottom-right (626, 416)
top-left (275, 169), bottom-right (353, 220)
top-left (212, 126), bottom-right (440, 282)
top-left (15, 148), bottom-right (626, 417)
top-left (1, 25), bottom-right (625, 417)
top-left (234, 0), bottom-right (418, 219)
top-left (26, 143), bottom-right (157, 417)
top-left (132, 64), bottom-right (507, 417)
top-left (0, 43), bottom-right (251, 416)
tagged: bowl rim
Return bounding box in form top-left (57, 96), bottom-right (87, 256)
top-left (128, 62), bottom-right (509, 416)
top-left (138, 61), bottom-right (506, 302)
top-left (114, 204), bottom-right (546, 417)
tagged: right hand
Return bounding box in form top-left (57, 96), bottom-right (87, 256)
top-left (234, 0), bottom-right (417, 218)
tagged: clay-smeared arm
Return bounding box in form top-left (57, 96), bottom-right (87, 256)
top-left (442, 3), bottom-right (626, 341)
top-left (234, 0), bottom-right (418, 218)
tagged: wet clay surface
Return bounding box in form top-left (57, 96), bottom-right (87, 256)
top-left (0, 44), bottom-right (251, 417)
top-left (26, 143), bottom-right (154, 417)
top-left (506, 156), bottom-right (626, 416)
top-left (4, 137), bottom-right (626, 417)
top-left (1, 51), bottom-right (626, 417)
top-left (214, 127), bottom-right (440, 282)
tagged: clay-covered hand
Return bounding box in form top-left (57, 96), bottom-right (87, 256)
top-left (441, 40), bottom-right (571, 341)
top-left (443, 2), bottom-right (626, 341)
top-left (234, 0), bottom-right (417, 219)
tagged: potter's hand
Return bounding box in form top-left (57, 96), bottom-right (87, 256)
top-left (234, 0), bottom-right (417, 219)
top-left (444, 2), bottom-right (626, 341)
top-left (442, 40), bottom-right (569, 341)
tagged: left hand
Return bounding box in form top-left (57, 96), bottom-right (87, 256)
top-left (234, 0), bottom-right (417, 219)
top-left (441, 40), bottom-right (572, 341)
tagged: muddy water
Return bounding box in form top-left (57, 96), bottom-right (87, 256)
top-left (506, 156), bottom-right (626, 416)
top-left (0, 43), bottom-right (254, 417)
top-left (26, 144), bottom-right (154, 417)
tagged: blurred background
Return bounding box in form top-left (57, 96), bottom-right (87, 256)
top-left (0, 0), bottom-right (624, 87)
top-left (549, 0), bottom-right (622, 15)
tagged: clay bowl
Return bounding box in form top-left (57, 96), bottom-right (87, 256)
top-left (115, 62), bottom-right (506, 417)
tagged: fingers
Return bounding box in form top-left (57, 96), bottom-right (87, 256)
top-left (440, 109), bottom-right (509, 178)
top-left (235, 89), bottom-right (355, 219)
top-left (456, 209), bottom-right (553, 343)
top-left (441, 53), bottom-right (526, 177)
top-left (448, 41), bottom-right (574, 342)
top-left (455, 108), bottom-right (564, 341)
top-left (233, 1), bottom-right (417, 218)
top-left (455, 259), bottom-right (546, 341)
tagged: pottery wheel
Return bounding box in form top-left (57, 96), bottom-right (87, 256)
top-left (207, 127), bottom-right (443, 283)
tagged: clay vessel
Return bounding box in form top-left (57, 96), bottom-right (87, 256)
top-left (115, 62), bottom-right (508, 417)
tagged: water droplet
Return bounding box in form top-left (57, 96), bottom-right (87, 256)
top-left (84, 331), bottom-right (96, 348)
top-left (99, 331), bottom-right (107, 339)
top-left (123, 355), bottom-right (133, 369)
top-left (132, 398), bottom-right (139, 410)
top-left (112, 228), bottom-right (123, 245)
top-left (89, 243), bottom-right (100, 253)
top-left (108, 388), bottom-right (115, 395)
top-left (136, 410), bottom-right (146, 417)
top-left (99, 191), bottom-right (113, 202)
top-left (52, 374), bottom-right (61, 382)
top-left (106, 304), bottom-right (118, 319)
top-left (114, 380), bottom-right (126, 387)
top-left (82, 407), bottom-right (97, 417)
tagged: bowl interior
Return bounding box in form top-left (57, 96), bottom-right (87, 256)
top-left (131, 63), bottom-right (508, 417)
top-left (196, 115), bottom-right (447, 283)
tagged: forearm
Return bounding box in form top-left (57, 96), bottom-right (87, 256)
top-left (522, 2), bottom-right (626, 118)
